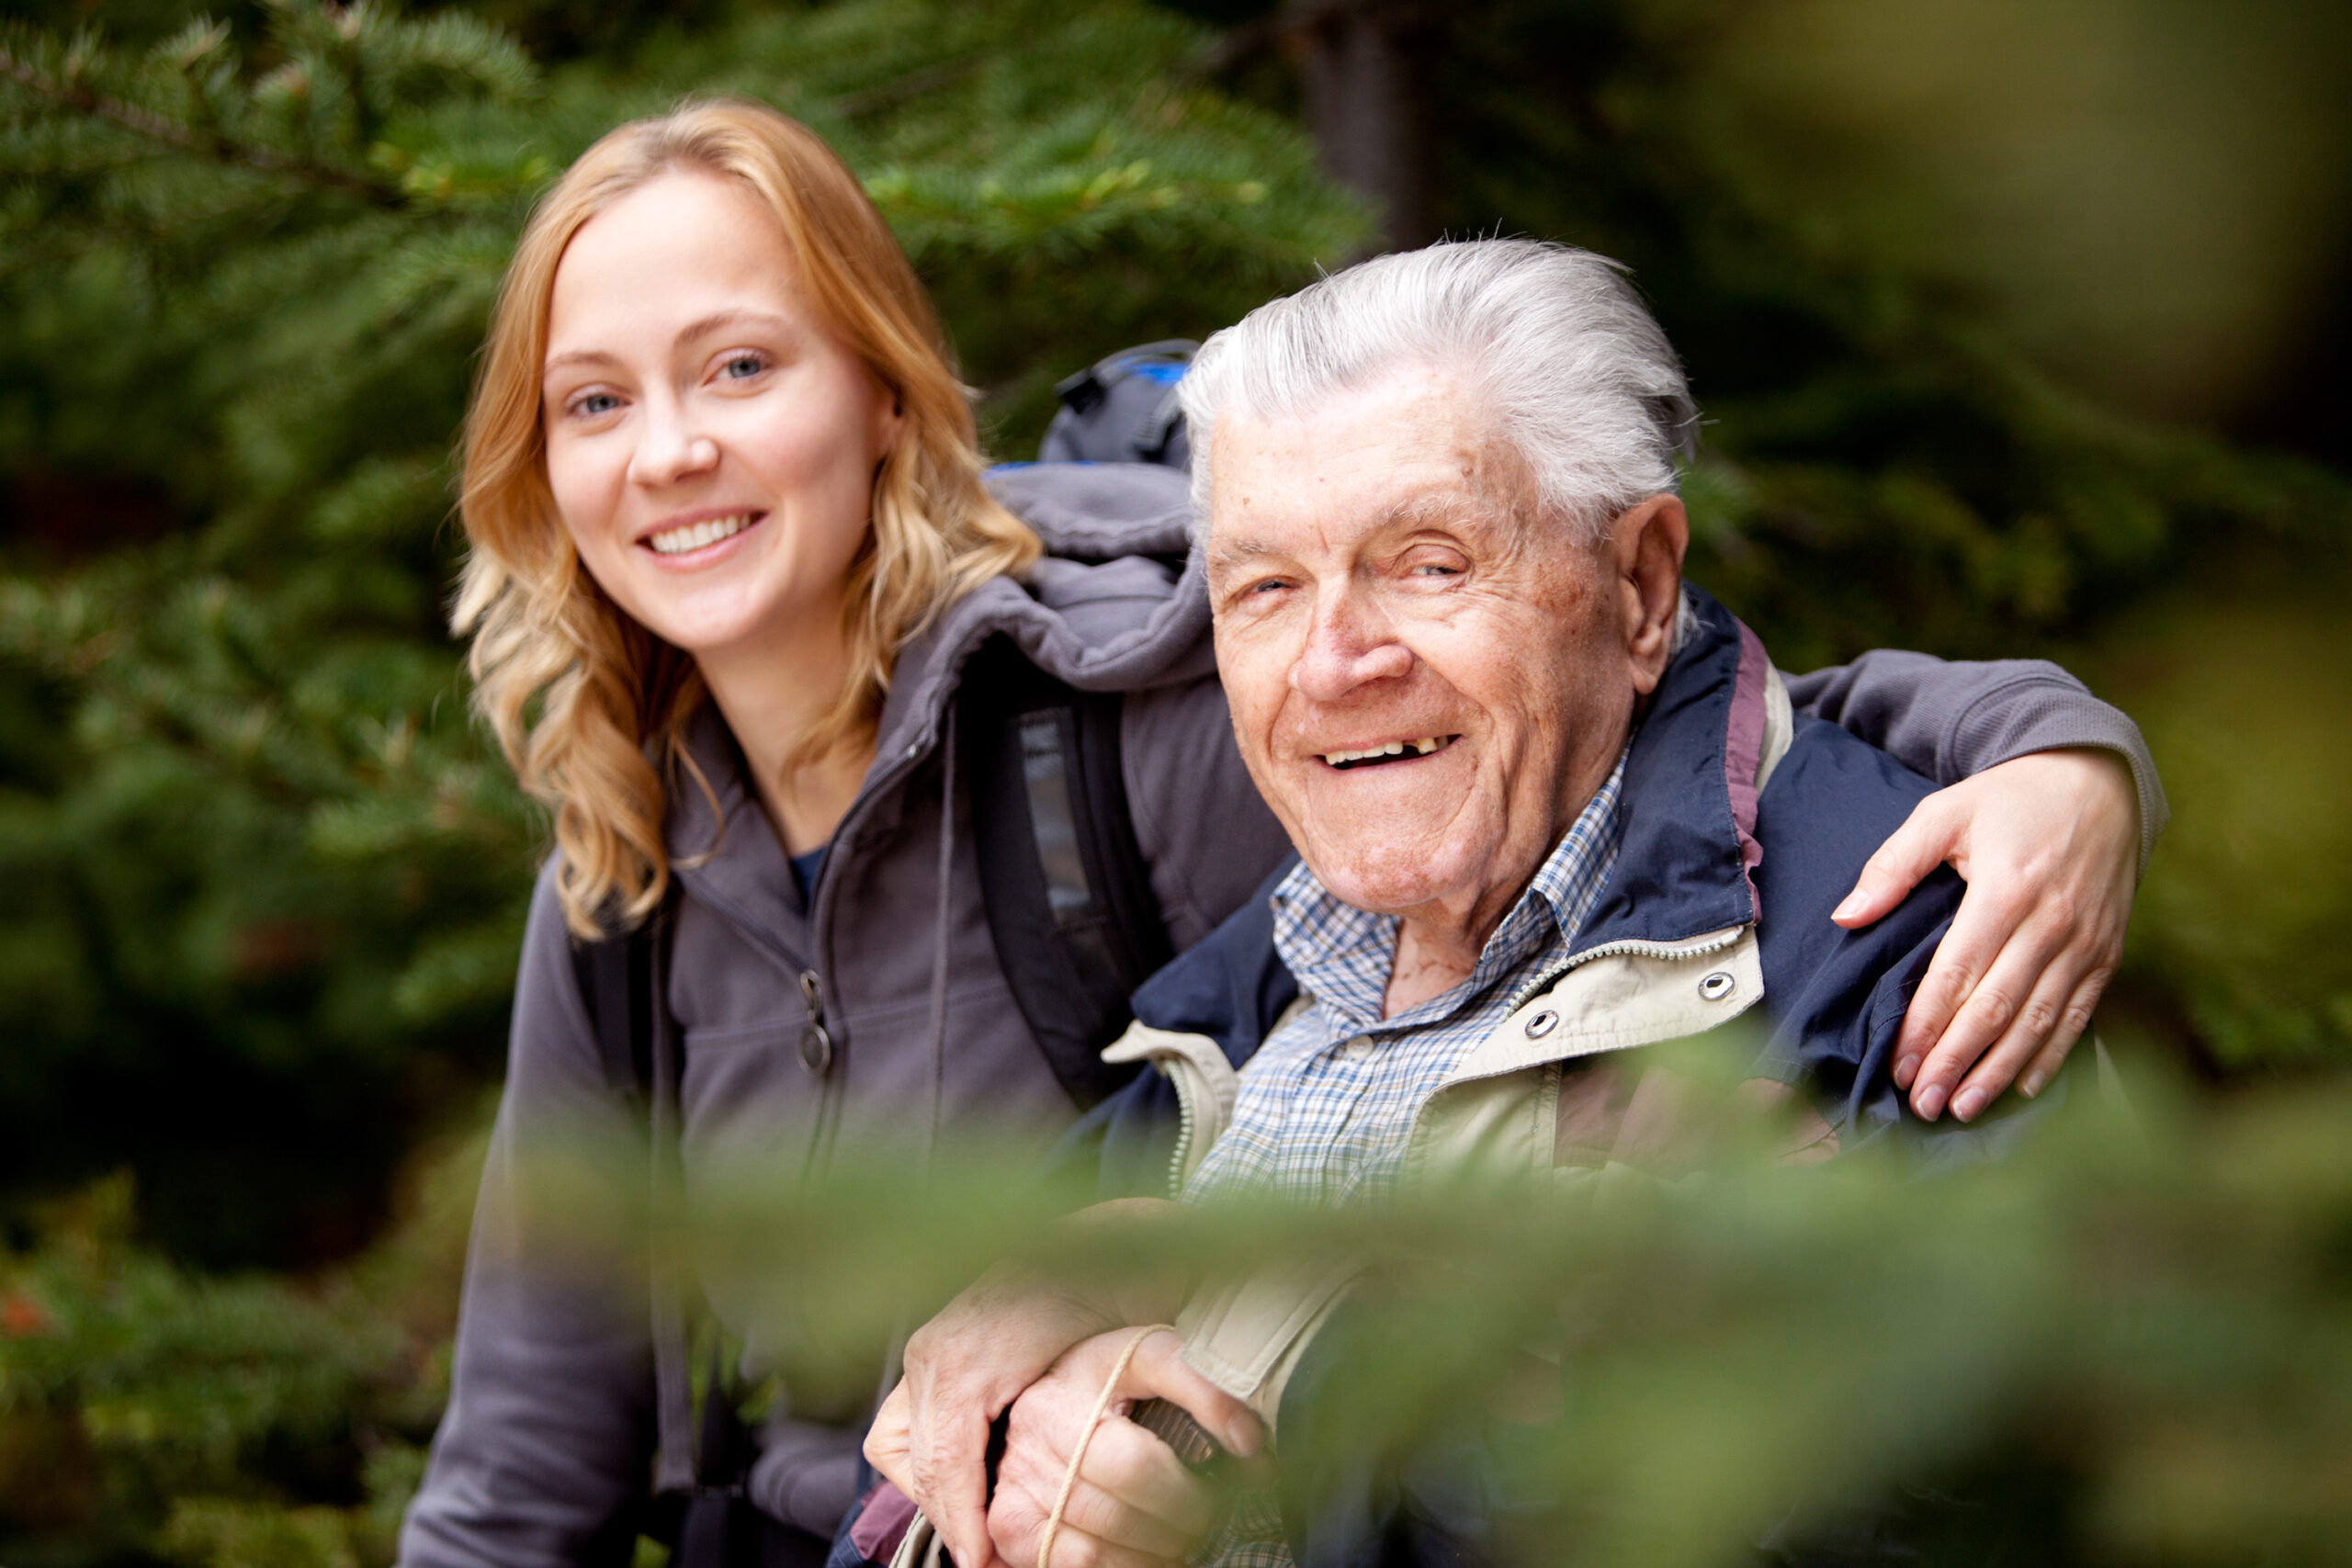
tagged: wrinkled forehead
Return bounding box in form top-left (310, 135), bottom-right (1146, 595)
top-left (1202, 378), bottom-right (1545, 563)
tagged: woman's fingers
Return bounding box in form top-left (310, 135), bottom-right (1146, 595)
top-left (1930, 947), bottom-right (2079, 1121)
top-left (1890, 873), bottom-right (2043, 1099)
top-left (1838, 750), bottom-right (2138, 1120)
top-left (1902, 892), bottom-right (2070, 1117)
top-left (2017, 966), bottom-right (2111, 1100)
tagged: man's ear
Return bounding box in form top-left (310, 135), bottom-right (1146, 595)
top-left (1611, 494), bottom-right (1689, 696)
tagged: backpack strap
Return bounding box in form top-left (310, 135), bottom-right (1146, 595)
top-left (960, 636), bottom-right (1175, 1109)
top-left (570, 897), bottom-right (666, 1110)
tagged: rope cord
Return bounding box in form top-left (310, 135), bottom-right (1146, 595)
top-left (1035, 1325), bottom-right (1178, 1568)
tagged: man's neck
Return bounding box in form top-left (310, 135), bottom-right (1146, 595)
top-left (1382, 919), bottom-right (1482, 1016)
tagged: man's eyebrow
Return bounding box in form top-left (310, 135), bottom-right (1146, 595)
top-left (542, 309), bottom-right (797, 378)
top-left (1205, 536), bottom-right (1281, 571)
top-left (1381, 488), bottom-right (1489, 531)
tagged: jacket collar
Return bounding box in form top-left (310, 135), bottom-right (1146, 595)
top-left (1567, 583), bottom-right (1771, 953)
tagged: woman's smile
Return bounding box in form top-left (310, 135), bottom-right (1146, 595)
top-left (640, 508), bottom-right (764, 561)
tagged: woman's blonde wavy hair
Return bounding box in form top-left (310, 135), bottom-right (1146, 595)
top-left (453, 99), bottom-right (1040, 939)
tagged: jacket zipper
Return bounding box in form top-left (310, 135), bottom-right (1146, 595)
top-left (1165, 1089), bottom-right (1199, 1198)
top-left (1501, 926), bottom-right (1749, 1016)
top-left (797, 969), bottom-right (834, 1076)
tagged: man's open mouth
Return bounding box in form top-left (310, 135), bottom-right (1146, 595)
top-left (1321, 735), bottom-right (1458, 770)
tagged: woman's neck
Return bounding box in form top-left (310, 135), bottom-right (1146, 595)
top-left (695, 613), bottom-right (877, 857)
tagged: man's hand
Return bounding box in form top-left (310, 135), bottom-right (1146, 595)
top-left (865, 1201), bottom-right (1194, 1568)
top-left (866, 1272), bottom-right (1123, 1568)
top-left (988, 1328), bottom-right (1259, 1568)
top-left (1831, 749), bottom-right (2138, 1122)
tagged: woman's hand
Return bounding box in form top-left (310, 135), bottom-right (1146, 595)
top-left (1831, 749), bottom-right (2139, 1122)
top-left (986, 1328), bottom-right (1258, 1568)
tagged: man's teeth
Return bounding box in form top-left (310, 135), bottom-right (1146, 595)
top-left (1323, 737), bottom-right (1447, 766)
top-left (647, 513), bottom-right (752, 555)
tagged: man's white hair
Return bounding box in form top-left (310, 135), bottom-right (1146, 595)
top-left (1179, 238), bottom-right (1699, 546)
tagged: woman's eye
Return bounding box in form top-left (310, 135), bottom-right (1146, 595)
top-left (567, 391), bottom-right (620, 418)
top-left (719, 352), bottom-right (767, 381)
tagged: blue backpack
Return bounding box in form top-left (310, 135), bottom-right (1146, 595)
top-left (1038, 339), bottom-right (1195, 468)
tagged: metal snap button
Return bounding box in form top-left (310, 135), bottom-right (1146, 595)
top-left (798, 1022), bottom-right (834, 1075)
top-left (1699, 971), bottom-right (1736, 1001)
top-left (1523, 1009), bottom-right (1560, 1039)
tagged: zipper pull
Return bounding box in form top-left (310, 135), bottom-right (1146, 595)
top-left (797, 970), bottom-right (833, 1076)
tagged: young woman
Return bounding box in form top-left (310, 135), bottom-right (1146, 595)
top-left (399, 99), bottom-right (2157, 1568)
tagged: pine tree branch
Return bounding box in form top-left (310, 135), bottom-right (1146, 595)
top-left (0, 42), bottom-right (405, 208)
top-left (826, 56), bottom-right (980, 120)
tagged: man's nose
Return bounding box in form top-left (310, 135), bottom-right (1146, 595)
top-left (1290, 588), bottom-right (1411, 702)
top-left (627, 396), bottom-right (718, 488)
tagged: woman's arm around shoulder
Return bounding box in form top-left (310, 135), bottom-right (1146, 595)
top-left (1787, 649), bottom-right (2161, 1130)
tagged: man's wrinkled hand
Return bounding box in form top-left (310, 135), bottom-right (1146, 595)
top-left (865, 1201), bottom-right (1193, 1568)
top-left (986, 1328), bottom-right (1259, 1568)
top-left (1831, 748), bottom-right (2138, 1122)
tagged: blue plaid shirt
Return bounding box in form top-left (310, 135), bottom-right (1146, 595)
top-left (1185, 749), bottom-right (1628, 1207)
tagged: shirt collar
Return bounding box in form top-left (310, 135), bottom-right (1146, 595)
top-left (1271, 746), bottom-right (1629, 1033)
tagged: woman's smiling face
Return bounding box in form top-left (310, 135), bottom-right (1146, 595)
top-left (539, 168), bottom-right (900, 664)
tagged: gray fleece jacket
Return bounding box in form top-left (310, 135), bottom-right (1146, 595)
top-left (398, 462), bottom-right (2165, 1568)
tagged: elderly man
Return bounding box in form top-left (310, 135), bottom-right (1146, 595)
top-left (854, 240), bottom-right (2127, 1568)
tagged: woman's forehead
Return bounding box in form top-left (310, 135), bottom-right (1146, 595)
top-left (545, 172), bottom-right (817, 357)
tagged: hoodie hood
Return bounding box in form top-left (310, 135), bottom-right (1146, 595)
top-left (876, 461), bottom-right (1213, 761)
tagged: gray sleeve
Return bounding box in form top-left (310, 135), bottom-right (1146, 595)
top-left (1785, 651), bottom-right (2167, 870)
top-left (1121, 673), bottom-right (1295, 952)
top-left (399, 863), bottom-right (656, 1568)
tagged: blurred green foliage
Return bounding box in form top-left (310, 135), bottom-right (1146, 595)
top-left (1, 1127), bottom-right (479, 1567)
top-left (15, 1062), bottom-right (2350, 1568)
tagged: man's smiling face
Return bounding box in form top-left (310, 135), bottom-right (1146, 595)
top-left (1205, 365), bottom-right (1651, 947)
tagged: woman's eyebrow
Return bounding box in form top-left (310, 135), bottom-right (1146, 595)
top-left (542, 345), bottom-right (617, 377)
top-left (676, 307), bottom-right (796, 344)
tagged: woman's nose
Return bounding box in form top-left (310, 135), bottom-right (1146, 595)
top-left (627, 400), bottom-right (718, 488)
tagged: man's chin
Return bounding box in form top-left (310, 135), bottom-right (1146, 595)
top-left (1305, 845), bottom-right (1480, 923)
